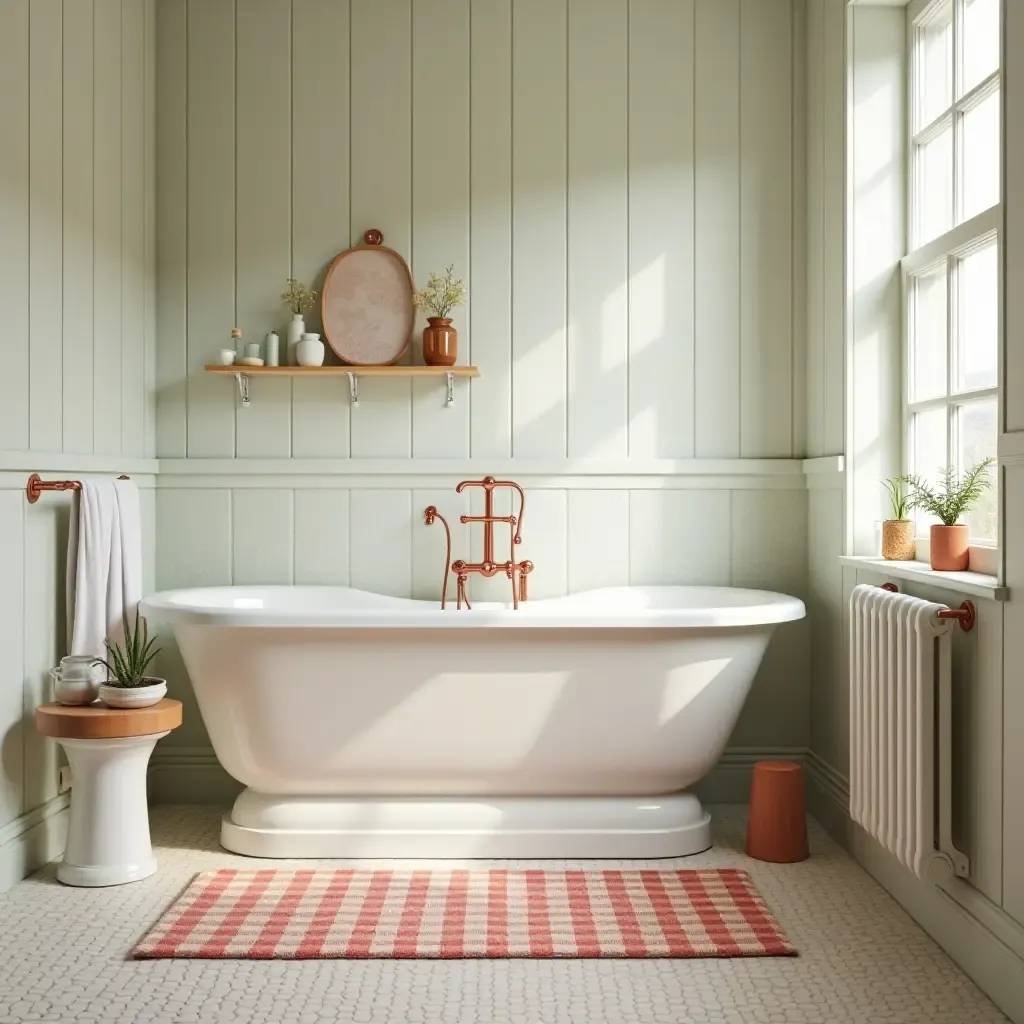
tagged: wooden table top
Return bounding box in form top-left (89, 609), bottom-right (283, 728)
top-left (35, 699), bottom-right (183, 740)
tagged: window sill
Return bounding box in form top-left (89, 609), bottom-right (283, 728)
top-left (837, 556), bottom-right (1008, 601)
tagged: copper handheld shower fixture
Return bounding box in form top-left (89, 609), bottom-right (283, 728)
top-left (423, 476), bottom-right (533, 609)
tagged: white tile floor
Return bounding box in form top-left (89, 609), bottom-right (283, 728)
top-left (0, 805), bottom-right (1007, 1024)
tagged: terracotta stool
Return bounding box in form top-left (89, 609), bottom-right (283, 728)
top-left (746, 760), bottom-right (809, 863)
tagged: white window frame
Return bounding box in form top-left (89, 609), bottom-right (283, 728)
top-left (901, 0), bottom-right (1001, 563)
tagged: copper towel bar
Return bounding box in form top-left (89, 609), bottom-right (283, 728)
top-left (877, 581), bottom-right (975, 632)
top-left (26, 473), bottom-right (130, 504)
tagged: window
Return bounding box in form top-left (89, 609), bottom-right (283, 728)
top-left (904, 0), bottom-right (1000, 544)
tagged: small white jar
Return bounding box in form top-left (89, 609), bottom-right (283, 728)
top-left (296, 333), bottom-right (325, 367)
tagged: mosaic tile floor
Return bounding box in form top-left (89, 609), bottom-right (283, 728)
top-left (0, 805), bottom-right (1007, 1024)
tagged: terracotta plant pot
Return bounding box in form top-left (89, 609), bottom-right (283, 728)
top-left (930, 523), bottom-right (970, 571)
top-left (423, 317), bottom-right (457, 366)
top-left (881, 520), bottom-right (915, 561)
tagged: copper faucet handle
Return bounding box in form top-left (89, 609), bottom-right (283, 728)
top-left (454, 476), bottom-right (496, 493)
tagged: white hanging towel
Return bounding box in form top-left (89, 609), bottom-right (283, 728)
top-left (66, 478), bottom-right (143, 659)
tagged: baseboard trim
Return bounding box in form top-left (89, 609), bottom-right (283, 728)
top-left (0, 794), bottom-right (70, 894)
top-left (147, 745), bottom-right (807, 808)
top-left (805, 752), bottom-right (1024, 1024)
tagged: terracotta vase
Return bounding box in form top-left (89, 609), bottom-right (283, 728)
top-left (423, 317), bottom-right (457, 366)
top-left (881, 520), bottom-right (915, 561)
top-left (930, 523), bottom-right (970, 571)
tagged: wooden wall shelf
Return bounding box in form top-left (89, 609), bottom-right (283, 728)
top-left (204, 364), bottom-right (479, 408)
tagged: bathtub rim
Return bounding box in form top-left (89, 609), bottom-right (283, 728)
top-left (140, 584), bottom-right (805, 629)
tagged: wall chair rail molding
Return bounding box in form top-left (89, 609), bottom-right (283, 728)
top-left (0, 452), bottom-right (160, 477)
top-left (154, 458), bottom-right (811, 491)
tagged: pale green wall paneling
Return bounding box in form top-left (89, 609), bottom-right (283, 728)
top-left (236, 0), bottom-right (293, 459)
top-left (627, 0), bottom-right (695, 460)
top-left (567, 0), bottom-right (628, 459)
top-left (29, 0), bottom-right (64, 454)
top-left (185, 0), bottom-right (236, 457)
top-left (0, 2), bottom-right (30, 452)
top-left (349, 0), bottom-right (413, 456)
top-left (468, 0), bottom-right (512, 460)
top-left (0, 494), bottom-right (25, 829)
top-left (62, 0), bottom-right (96, 456)
top-left (740, 0), bottom-right (794, 458)
top-left (144, 0), bottom-right (158, 458)
top-left (121, 0), bottom-right (148, 458)
top-left (511, 0), bottom-right (568, 460)
top-left (156, 0), bottom-right (807, 464)
top-left (94, 0), bottom-right (124, 455)
top-left (820, 0), bottom-right (846, 458)
top-left (155, 0), bottom-right (188, 459)
top-left (694, 0), bottom-right (740, 458)
top-left (411, 0), bottom-right (470, 458)
top-left (0, 0), bottom-right (156, 888)
top-left (290, 0), bottom-right (351, 457)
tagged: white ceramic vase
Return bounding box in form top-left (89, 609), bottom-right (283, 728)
top-left (287, 314), bottom-right (305, 366)
top-left (98, 678), bottom-right (167, 709)
top-left (296, 333), bottom-right (325, 367)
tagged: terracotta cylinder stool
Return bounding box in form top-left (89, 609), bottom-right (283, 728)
top-left (746, 760), bottom-right (809, 863)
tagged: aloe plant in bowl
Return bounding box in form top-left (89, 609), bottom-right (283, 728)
top-left (95, 610), bottom-right (166, 709)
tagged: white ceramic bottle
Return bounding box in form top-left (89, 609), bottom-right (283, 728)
top-left (265, 331), bottom-right (280, 367)
top-left (287, 314), bottom-right (305, 366)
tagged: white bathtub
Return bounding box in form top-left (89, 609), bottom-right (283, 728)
top-left (141, 585), bottom-right (804, 859)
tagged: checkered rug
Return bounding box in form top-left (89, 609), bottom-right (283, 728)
top-left (133, 867), bottom-right (795, 959)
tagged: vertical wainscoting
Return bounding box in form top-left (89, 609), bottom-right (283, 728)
top-left (0, 477), bottom-right (157, 891)
top-left (804, 0), bottom-right (846, 460)
top-left (0, 0), bottom-right (157, 891)
top-left (156, 0), bottom-right (805, 462)
top-left (0, 0), bottom-right (157, 462)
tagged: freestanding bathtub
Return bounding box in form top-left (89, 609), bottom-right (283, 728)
top-left (140, 585), bottom-right (804, 859)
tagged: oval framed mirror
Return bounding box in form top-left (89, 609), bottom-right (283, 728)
top-left (321, 229), bottom-right (414, 365)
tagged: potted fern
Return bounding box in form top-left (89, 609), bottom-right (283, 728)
top-left (881, 478), bottom-right (915, 561)
top-left (95, 610), bottom-right (165, 709)
top-left (902, 459), bottom-right (994, 571)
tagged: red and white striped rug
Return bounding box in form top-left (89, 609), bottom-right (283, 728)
top-left (134, 867), bottom-right (795, 960)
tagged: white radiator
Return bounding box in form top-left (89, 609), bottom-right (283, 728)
top-left (849, 583), bottom-right (969, 882)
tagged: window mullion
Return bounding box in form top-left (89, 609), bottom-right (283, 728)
top-left (952, 0), bottom-right (962, 224)
top-left (947, 252), bottom-right (958, 471)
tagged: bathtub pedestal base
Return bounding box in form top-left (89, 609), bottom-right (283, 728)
top-left (221, 791), bottom-right (712, 859)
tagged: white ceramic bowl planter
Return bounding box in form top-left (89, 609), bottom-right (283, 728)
top-left (99, 678), bottom-right (167, 709)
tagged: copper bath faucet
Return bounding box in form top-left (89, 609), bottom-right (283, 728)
top-left (422, 477), bottom-right (534, 610)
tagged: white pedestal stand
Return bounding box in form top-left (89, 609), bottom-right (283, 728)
top-left (56, 732), bottom-right (168, 887)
